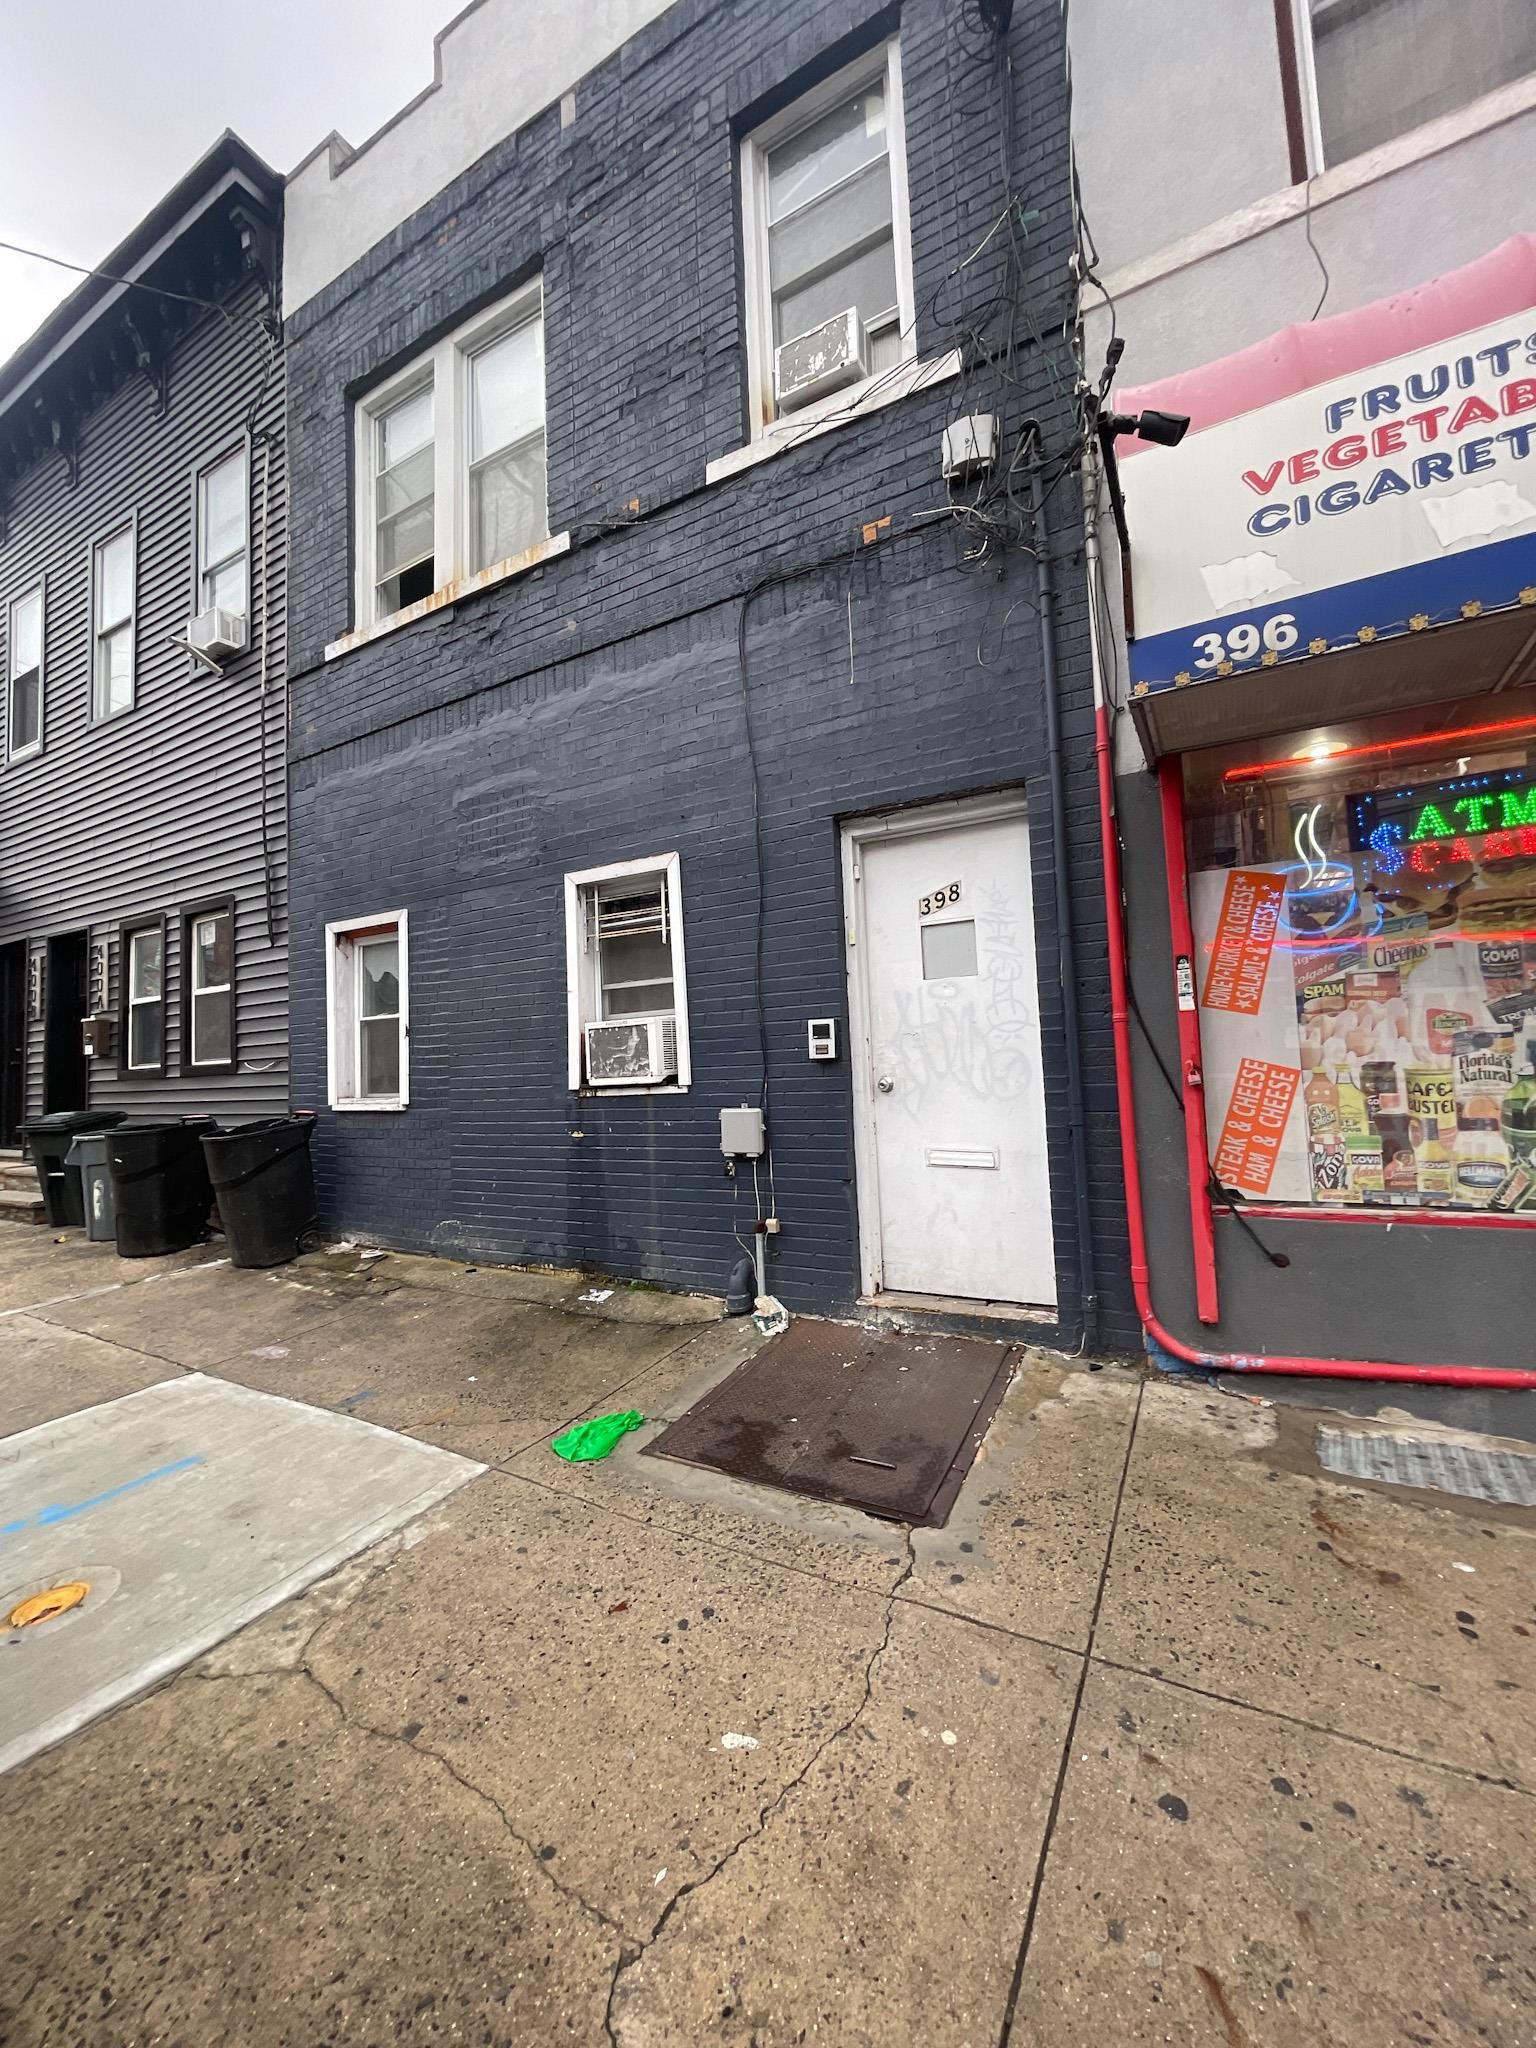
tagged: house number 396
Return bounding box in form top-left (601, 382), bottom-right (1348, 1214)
top-left (920, 882), bottom-right (961, 916)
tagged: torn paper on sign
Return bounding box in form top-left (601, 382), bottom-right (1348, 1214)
top-left (1199, 551), bottom-right (1295, 613)
top-left (1420, 480), bottom-right (1536, 548)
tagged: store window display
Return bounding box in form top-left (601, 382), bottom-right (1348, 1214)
top-left (1182, 693), bottom-right (1536, 1215)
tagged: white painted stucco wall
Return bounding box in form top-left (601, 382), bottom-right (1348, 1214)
top-left (1070, 0), bottom-right (1293, 277)
top-left (284, 0), bottom-right (681, 313)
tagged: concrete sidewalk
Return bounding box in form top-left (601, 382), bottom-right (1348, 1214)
top-left (1, 1232), bottom-right (1533, 2045)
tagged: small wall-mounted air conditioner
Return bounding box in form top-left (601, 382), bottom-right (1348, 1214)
top-left (774, 307), bottom-right (868, 413)
top-left (187, 607), bottom-right (249, 662)
top-left (584, 1015), bottom-right (678, 1087)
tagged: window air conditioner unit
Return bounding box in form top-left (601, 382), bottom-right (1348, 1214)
top-left (584, 1016), bottom-right (678, 1087)
top-left (774, 307), bottom-right (868, 413)
top-left (186, 607), bottom-right (248, 662)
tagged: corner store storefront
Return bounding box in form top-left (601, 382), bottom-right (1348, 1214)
top-left (1109, 241), bottom-right (1536, 1377)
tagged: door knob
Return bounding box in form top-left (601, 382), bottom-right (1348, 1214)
top-left (876, 1075), bottom-right (895, 1094)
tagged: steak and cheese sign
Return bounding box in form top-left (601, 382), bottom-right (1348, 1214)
top-left (1123, 307), bottom-right (1536, 693)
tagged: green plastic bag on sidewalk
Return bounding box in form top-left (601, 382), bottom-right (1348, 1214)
top-left (551, 1410), bottom-right (645, 1462)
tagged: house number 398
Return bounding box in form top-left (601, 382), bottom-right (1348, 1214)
top-left (920, 882), bottom-right (961, 916)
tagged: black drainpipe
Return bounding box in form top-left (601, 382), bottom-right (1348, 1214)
top-left (1028, 458), bottom-right (1100, 1349)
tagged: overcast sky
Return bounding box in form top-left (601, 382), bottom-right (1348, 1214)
top-left (0, 0), bottom-right (452, 360)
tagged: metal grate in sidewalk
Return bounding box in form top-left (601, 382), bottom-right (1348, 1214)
top-left (1316, 1428), bottom-right (1536, 1508)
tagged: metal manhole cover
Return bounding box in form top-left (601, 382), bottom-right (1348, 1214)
top-left (644, 1320), bottom-right (1017, 1524)
top-left (1316, 1428), bottom-right (1536, 1508)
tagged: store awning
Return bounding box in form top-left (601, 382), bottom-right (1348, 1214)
top-left (1132, 603), bottom-right (1536, 760)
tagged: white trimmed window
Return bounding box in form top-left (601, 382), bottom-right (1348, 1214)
top-left (1296, 0), bottom-right (1536, 170)
top-left (92, 525), bottom-right (136, 720)
top-left (197, 447), bottom-right (250, 617)
top-left (564, 855), bottom-right (692, 1091)
top-left (184, 902), bottom-right (236, 1071)
top-left (122, 921), bottom-right (165, 1072)
top-left (7, 586), bottom-right (43, 761)
top-left (740, 38), bottom-right (915, 435)
top-left (326, 911), bottom-right (409, 1110)
top-left (355, 279), bottom-right (547, 627)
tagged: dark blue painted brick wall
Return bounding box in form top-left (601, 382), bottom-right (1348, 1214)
top-left (285, 0), bottom-right (1137, 1348)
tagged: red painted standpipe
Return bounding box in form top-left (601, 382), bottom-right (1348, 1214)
top-left (1094, 702), bottom-right (1536, 1389)
top-left (1156, 756), bottom-right (1220, 1324)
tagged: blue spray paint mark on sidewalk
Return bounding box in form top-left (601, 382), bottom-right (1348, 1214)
top-left (1, 1455), bottom-right (202, 1543)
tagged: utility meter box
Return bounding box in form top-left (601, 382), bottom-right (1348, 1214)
top-left (720, 1105), bottom-right (766, 1158)
top-left (82, 1012), bottom-right (115, 1059)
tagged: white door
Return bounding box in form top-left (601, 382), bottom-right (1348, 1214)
top-left (848, 802), bottom-right (1056, 1305)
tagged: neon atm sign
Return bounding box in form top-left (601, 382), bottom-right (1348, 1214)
top-left (1350, 770), bottom-right (1536, 874)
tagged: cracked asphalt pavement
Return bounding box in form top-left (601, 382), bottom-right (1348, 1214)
top-left (2, 1231), bottom-right (1534, 2045)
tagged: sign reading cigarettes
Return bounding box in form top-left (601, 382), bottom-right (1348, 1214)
top-left (1121, 298), bottom-right (1536, 693)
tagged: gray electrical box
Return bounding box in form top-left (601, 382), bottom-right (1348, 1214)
top-left (720, 1105), bottom-right (766, 1158)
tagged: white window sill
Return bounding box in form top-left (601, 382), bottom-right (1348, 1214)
top-left (576, 1083), bottom-right (691, 1099)
top-left (6, 745), bottom-right (43, 768)
top-left (331, 1097), bottom-right (409, 1112)
top-left (325, 530), bottom-right (571, 662)
top-left (1098, 72), bottom-right (1536, 304)
top-left (705, 350), bottom-right (964, 486)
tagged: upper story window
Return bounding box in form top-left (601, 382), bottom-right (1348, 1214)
top-left (355, 279), bottom-right (547, 628)
top-left (7, 587), bottom-right (43, 762)
top-left (197, 447), bottom-right (249, 618)
top-left (740, 39), bottom-right (915, 435)
top-left (92, 525), bottom-right (136, 721)
top-left (1298, 0), bottom-right (1536, 170)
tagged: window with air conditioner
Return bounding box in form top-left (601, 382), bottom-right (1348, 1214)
top-left (565, 854), bottom-right (692, 1090)
top-left (120, 919), bottom-right (166, 1074)
top-left (355, 278), bottom-right (548, 628)
top-left (326, 910), bottom-right (409, 1109)
top-left (183, 900), bottom-right (236, 1072)
top-left (6, 586), bottom-right (43, 762)
top-left (740, 38), bottom-right (915, 433)
top-left (92, 525), bottom-right (136, 721)
top-left (1296, 0), bottom-right (1536, 170)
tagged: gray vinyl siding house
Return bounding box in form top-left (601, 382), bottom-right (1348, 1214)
top-left (0, 136), bottom-right (288, 1139)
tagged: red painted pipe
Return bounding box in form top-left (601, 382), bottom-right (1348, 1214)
top-left (1156, 756), bottom-right (1220, 1323)
top-left (1094, 701), bottom-right (1536, 1389)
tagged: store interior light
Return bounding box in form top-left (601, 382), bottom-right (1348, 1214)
top-left (1223, 714), bottom-right (1536, 783)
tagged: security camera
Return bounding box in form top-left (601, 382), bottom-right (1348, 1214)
top-left (1100, 406), bottom-right (1191, 449)
top-left (1130, 408), bottom-right (1191, 448)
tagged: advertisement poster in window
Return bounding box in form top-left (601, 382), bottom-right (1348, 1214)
top-left (1192, 750), bottom-right (1536, 1214)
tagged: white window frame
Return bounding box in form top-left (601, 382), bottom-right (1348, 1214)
top-left (325, 908), bottom-right (410, 1111)
top-left (353, 278), bottom-right (547, 631)
top-left (739, 36), bottom-right (916, 440)
top-left (6, 583), bottom-right (44, 763)
top-left (564, 854), bottom-right (692, 1093)
top-left (123, 922), bottom-right (166, 1074)
top-left (1291, 0), bottom-right (1536, 174)
top-left (195, 442), bottom-right (251, 619)
top-left (90, 521), bottom-right (137, 722)
top-left (184, 900), bottom-right (236, 1072)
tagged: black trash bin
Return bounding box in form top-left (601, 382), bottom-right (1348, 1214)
top-left (202, 1115), bottom-right (319, 1269)
top-left (107, 1120), bottom-right (217, 1257)
top-left (20, 1111), bottom-right (127, 1227)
